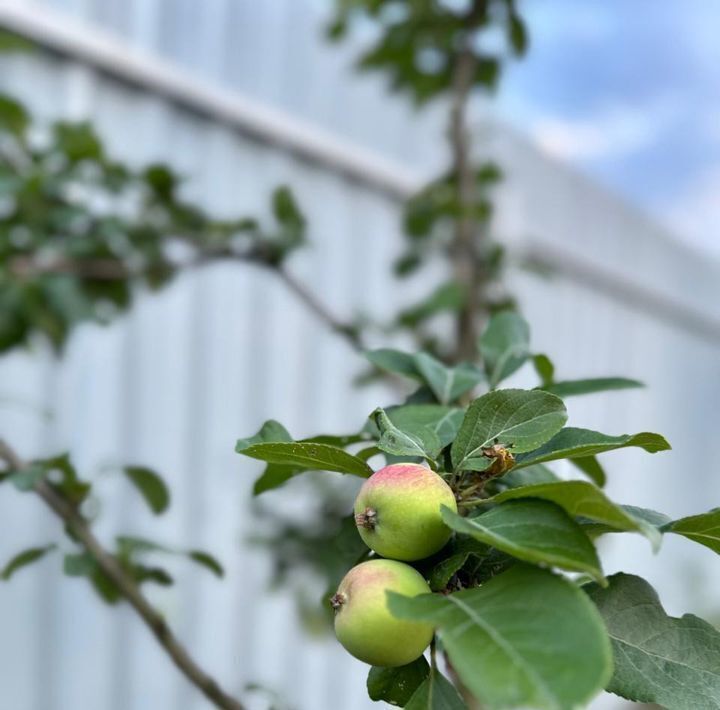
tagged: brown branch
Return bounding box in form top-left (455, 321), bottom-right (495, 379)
top-left (7, 250), bottom-right (237, 281)
top-left (8, 251), bottom-right (363, 351)
top-left (0, 439), bottom-right (245, 710)
top-left (8, 255), bottom-right (134, 280)
top-left (276, 265), bottom-right (363, 351)
top-left (449, 0), bottom-right (487, 362)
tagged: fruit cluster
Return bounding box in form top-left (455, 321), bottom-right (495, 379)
top-left (332, 463), bottom-right (457, 666)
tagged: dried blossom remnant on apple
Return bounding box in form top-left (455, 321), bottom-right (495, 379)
top-left (354, 507), bottom-right (377, 531)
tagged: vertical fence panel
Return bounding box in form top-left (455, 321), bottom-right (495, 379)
top-left (1, 6), bottom-right (719, 710)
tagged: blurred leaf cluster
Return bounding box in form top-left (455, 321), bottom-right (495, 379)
top-left (1, 451), bottom-right (223, 602)
top-left (327, 0), bottom-right (528, 105)
top-left (0, 91), bottom-right (305, 353)
top-left (326, 1), bottom-right (528, 359)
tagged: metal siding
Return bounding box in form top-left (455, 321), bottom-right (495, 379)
top-left (0, 6), bottom-right (719, 710)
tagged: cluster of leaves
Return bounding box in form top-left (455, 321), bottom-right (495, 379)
top-left (391, 163), bottom-right (513, 351)
top-left (327, 0), bottom-right (528, 105)
top-left (237, 311), bottom-right (720, 709)
top-left (326, 1), bottom-right (527, 358)
top-left (0, 453), bottom-right (223, 600)
top-left (0, 91), bottom-right (305, 352)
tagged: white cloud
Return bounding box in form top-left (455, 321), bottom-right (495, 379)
top-left (661, 166), bottom-right (720, 256)
top-left (529, 100), bottom-right (678, 162)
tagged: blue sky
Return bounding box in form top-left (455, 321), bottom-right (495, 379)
top-left (498, 0), bottom-right (720, 257)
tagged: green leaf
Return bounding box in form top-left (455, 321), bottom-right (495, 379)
top-left (665, 508), bottom-right (720, 554)
top-left (365, 349), bottom-right (422, 380)
top-left (63, 552), bottom-right (97, 577)
top-left (252, 463), bottom-right (300, 496)
top-left (235, 419), bottom-right (292, 451)
top-left (0, 31), bottom-right (34, 53)
top-left (586, 573), bottom-right (720, 709)
top-left (451, 389), bottom-right (567, 471)
top-left (123, 466), bottom-right (170, 515)
top-left (403, 386), bottom-right (439, 405)
top-left (63, 552), bottom-right (121, 604)
top-left (50, 454), bottom-right (91, 504)
top-left (236, 441), bottom-right (372, 477)
top-left (404, 668), bottom-right (466, 710)
top-left (187, 550), bottom-right (224, 578)
top-left (579, 505), bottom-right (671, 539)
top-left (493, 463), bottom-right (559, 490)
top-left (15, 454), bottom-right (91, 504)
top-left (540, 377), bottom-right (643, 398)
top-left (272, 185), bottom-right (305, 246)
top-left (442, 502), bottom-right (604, 582)
top-left (372, 407), bottom-right (441, 460)
top-left (424, 537), bottom-right (497, 592)
top-left (8, 463), bottom-right (47, 491)
top-left (488, 480), bottom-right (662, 551)
top-left (508, 12), bottom-right (529, 56)
top-left (569, 455), bottom-right (606, 487)
top-left (54, 121), bottom-right (103, 162)
top-left (514, 427), bottom-right (671, 468)
top-left (388, 566), bottom-right (612, 710)
top-left (116, 536), bottom-right (225, 578)
top-left (396, 281), bottom-right (466, 328)
top-left (532, 353), bottom-right (554, 386)
top-left (0, 94), bottom-right (29, 136)
top-left (413, 353), bottom-right (483, 404)
top-left (303, 433), bottom-right (367, 447)
top-left (367, 657), bottom-right (430, 706)
top-left (131, 565), bottom-right (173, 587)
top-left (386, 405), bottom-right (464, 448)
top-left (236, 421), bottom-right (299, 495)
top-left (621, 505), bottom-right (673, 528)
top-left (144, 162), bottom-right (177, 196)
top-left (1, 544), bottom-right (56, 580)
top-left (479, 311), bottom-right (530, 388)
top-left (143, 163), bottom-right (178, 201)
top-left (115, 536), bottom-right (169, 559)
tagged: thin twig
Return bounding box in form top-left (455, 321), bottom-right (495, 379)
top-left (272, 265), bottom-right (363, 351)
top-left (449, 0), bottom-right (487, 363)
top-left (0, 439), bottom-right (245, 710)
top-left (8, 251), bottom-right (364, 351)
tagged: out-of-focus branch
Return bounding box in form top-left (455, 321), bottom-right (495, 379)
top-left (449, 0), bottom-right (487, 362)
top-left (9, 255), bottom-right (141, 280)
top-left (7, 250), bottom-right (364, 351)
top-left (276, 265), bottom-right (363, 350)
top-left (0, 439), bottom-right (245, 710)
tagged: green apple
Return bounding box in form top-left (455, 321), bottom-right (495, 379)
top-left (332, 559), bottom-right (433, 666)
top-left (354, 463), bottom-right (457, 561)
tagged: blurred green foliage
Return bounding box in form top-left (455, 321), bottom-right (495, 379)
top-left (0, 92), bottom-right (305, 353)
top-left (327, 0), bottom-right (528, 105)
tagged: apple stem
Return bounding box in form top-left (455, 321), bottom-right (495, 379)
top-left (354, 507), bottom-right (378, 530)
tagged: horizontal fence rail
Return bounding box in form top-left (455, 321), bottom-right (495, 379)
top-left (0, 0), bottom-right (420, 199)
